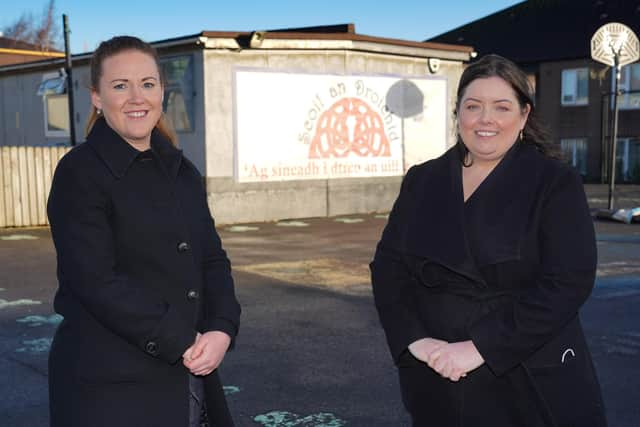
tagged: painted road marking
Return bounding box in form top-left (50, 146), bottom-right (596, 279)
top-left (614, 337), bottom-right (640, 348)
top-left (224, 385), bottom-right (240, 396)
top-left (254, 411), bottom-right (347, 427)
top-left (0, 234), bottom-right (39, 241)
top-left (594, 289), bottom-right (640, 299)
top-left (276, 221), bottom-right (309, 227)
top-left (605, 345), bottom-right (638, 356)
top-left (226, 225), bottom-right (260, 232)
top-left (16, 314), bottom-right (63, 327)
top-left (374, 214), bottom-right (389, 219)
top-left (0, 299), bottom-right (42, 309)
top-left (15, 338), bottom-right (52, 353)
top-left (334, 217), bottom-right (364, 224)
top-left (597, 261), bottom-right (640, 277)
top-left (602, 332), bottom-right (640, 356)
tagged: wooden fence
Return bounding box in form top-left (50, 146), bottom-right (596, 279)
top-left (0, 146), bottom-right (71, 228)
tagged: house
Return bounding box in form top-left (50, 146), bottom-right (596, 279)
top-left (428, 0), bottom-right (640, 184)
top-left (0, 24), bottom-right (473, 223)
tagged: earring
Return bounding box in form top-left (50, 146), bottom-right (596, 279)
top-left (97, 108), bottom-right (102, 115)
top-left (519, 129), bottom-right (524, 141)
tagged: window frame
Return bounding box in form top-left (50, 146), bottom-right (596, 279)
top-left (561, 68), bottom-right (589, 106)
top-left (159, 54), bottom-right (195, 133)
top-left (616, 63), bottom-right (640, 110)
top-left (560, 137), bottom-right (588, 176)
top-left (40, 72), bottom-right (70, 138)
top-left (616, 137), bottom-right (640, 182)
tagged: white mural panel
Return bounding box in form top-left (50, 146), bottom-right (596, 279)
top-left (234, 69), bottom-right (448, 182)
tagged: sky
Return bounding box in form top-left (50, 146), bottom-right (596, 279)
top-left (0, 0), bottom-right (522, 54)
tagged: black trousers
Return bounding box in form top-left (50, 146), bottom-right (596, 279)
top-left (396, 351), bottom-right (541, 427)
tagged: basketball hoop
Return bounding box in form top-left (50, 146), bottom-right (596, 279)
top-left (591, 23), bottom-right (639, 67)
top-left (591, 23), bottom-right (640, 211)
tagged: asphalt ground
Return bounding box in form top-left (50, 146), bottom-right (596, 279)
top-left (1, 214), bottom-right (639, 426)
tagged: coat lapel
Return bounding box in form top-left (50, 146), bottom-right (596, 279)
top-left (88, 118), bottom-right (139, 179)
top-left (404, 147), bottom-right (481, 282)
top-left (150, 128), bottom-right (183, 181)
top-left (464, 144), bottom-right (544, 267)
top-left (404, 143), bottom-right (545, 280)
top-left (87, 118), bottom-right (183, 181)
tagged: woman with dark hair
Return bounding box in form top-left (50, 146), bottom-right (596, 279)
top-left (370, 54), bottom-right (607, 426)
top-left (47, 36), bottom-right (240, 426)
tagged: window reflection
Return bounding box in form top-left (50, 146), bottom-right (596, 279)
top-left (560, 138), bottom-right (587, 176)
top-left (160, 55), bottom-right (194, 132)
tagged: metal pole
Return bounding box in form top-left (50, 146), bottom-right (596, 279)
top-left (63, 14), bottom-right (76, 146)
top-left (400, 117), bottom-right (406, 173)
top-left (608, 54), bottom-right (622, 210)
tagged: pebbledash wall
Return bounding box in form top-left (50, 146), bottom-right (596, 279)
top-left (0, 27), bottom-right (473, 225)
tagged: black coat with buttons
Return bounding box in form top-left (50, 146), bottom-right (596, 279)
top-left (371, 143), bottom-right (607, 426)
top-left (47, 118), bottom-right (240, 427)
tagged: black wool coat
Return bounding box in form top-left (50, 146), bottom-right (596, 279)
top-left (47, 118), bottom-right (241, 427)
top-left (370, 143), bottom-right (607, 427)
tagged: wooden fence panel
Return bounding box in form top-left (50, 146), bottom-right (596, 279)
top-left (10, 147), bottom-right (21, 227)
top-left (34, 148), bottom-right (46, 225)
top-left (1, 147), bottom-right (14, 227)
top-left (0, 148), bottom-right (5, 228)
top-left (0, 146), bottom-right (71, 228)
top-left (26, 147), bottom-right (38, 226)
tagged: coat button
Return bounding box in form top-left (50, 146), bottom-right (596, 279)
top-left (187, 289), bottom-right (199, 300)
top-left (177, 242), bottom-right (190, 252)
top-left (145, 341), bottom-right (158, 355)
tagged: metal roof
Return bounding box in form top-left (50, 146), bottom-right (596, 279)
top-left (0, 23), bottom-right (473, 75)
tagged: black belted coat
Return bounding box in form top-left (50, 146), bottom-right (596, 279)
top-left (370, 143), bottom-right (607, 427)
top-left (47, 118), bottom-right (241, 426)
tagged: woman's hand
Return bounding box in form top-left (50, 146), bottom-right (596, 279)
top-left (426, 340), bottom-right (484, 382)
top-left (408, 337), bottom-right (448, 363)
top-left (183, 331), bottom-right (231, 376)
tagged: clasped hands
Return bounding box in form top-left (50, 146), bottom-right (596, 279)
top-left (182, 331), bottom-right (231, 376)
top-left (408, 337), bottom-right (484, 382)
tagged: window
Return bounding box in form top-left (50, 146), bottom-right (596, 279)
top-left (39, 72), bottom-right (70, 137)
top-left (561, 68), bottom-right (588, 106)
top-left (616, 63), bottom-right (640, 109)
top-left (560, 138), bottom-right (587, 175)
top-left (160, 55), bottom-right (195, 132)
top-left (616, 137), bottom-right (640, 182)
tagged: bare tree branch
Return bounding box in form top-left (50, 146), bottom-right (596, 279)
top-left (1, 0), bottom-right (61, 51)
top-left (2, 13), bottom-right (34, 47)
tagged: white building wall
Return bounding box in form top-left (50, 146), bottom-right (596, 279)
top-left (202, 48), bottom-right (466, 224)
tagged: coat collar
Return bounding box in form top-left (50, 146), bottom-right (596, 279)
top-left (463, 143), bottom-right (544, 266)
top-left (87, 117), bottom-right (183, 180)
top-left (404, 142), bottom-right (544, 280)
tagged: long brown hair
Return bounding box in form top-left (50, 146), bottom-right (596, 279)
top-left (454, 54), bottom-right (557, 165)
top-left (85, 35), bottom-right (177, 146)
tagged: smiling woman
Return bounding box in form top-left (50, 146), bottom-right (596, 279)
top-left (90, 50), bottom-right (164, 151)
top-left (47, 36), bottom-right (240, 427)
top-left (370, 54), bottom-right (607, 427)
top-left (457, 77), bottom-right (529, 166)
top-left (84, 36), bottom-right (176, 149)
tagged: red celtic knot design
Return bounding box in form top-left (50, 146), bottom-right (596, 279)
top-left (309, 97), bottom-right (391, 158)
